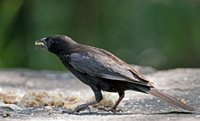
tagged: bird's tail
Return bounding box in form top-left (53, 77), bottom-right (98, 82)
top-left (135, 86), bottom-right (194, 111)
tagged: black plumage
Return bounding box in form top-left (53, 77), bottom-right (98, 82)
top-left (35, 35), bottom-right (194, 113)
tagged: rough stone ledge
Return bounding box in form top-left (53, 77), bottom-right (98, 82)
top-left (0, 68), bottom-right (199, 121)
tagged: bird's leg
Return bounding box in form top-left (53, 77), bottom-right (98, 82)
top-left (98, 92), bottom-right (125, 112)
top-left (71, 85), bottom-right (103, 113)
top-left (111, 92), bottom-right (125, 111)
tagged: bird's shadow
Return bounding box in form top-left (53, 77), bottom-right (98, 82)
top-left (64, 110), bottom-right (197, 116)
top-left (150, 111), bottom-right (196, 115)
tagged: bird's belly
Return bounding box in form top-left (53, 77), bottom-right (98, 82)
top-left (69, 70), bottom-right (123, 92)
top-left (97, 79), bottom-right (130, 92)
top-left (63, 63), bottom-right (129, 92)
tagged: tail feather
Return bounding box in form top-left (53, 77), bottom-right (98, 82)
top-left (148, 88), bottom-right (194, 111)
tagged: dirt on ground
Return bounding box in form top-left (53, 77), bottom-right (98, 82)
top-left (0, 67), bottom-right (199, 121)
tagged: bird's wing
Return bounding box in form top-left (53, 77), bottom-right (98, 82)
top-left (68, 51), bottom-right (150, 86)
top-left (96, 47), bottom-right (152, 84)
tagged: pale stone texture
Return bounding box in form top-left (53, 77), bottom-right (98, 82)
top-left (0, 67), bottom-right (199, 121)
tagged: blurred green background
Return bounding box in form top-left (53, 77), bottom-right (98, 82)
top-left (0, 0), bottom-right (200, 70)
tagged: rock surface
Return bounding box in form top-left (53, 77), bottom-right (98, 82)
top-left (0, 68), bottom-right (199, 121)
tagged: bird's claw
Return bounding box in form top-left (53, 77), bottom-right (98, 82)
top-left (63, 105), bottom-right (90, 114)
top-left (97, 107), bottom-right (123, 113)
top-left (73, 105), bottom-right (90, 112)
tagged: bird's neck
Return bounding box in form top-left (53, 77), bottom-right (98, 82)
top-left (52, 43), bottom-right (79, 56)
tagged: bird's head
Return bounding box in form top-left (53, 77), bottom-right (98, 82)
top-left (35, 35), bottom-right (78, 55)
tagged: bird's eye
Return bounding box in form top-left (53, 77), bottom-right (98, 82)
top-left (46, 38), bottom-right (53, 45)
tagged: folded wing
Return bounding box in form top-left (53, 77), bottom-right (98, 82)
top-left (69, 51), bottom-right (151, 86)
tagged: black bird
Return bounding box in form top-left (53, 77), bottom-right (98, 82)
top-left (35, 35), bottom-right (194, 113)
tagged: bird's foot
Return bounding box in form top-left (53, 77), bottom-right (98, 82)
top-left (97, 107), bottom-right (123, 113)
top-left (62, 105), bottom-right (90, 114)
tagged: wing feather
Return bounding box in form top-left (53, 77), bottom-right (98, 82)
top-left (69, 51), bottom-right (149, 86)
